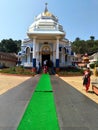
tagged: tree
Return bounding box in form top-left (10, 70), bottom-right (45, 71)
top-left (90, 36), bottom-right (95, 41)
top-left (72, 36), bottom-right (98, 54)
top-left (75, 37), bottom-right (81, 41)
top-left (72, 39), bottom-right (86, 54)
top-left (0, 39), bottom-right (21, 54)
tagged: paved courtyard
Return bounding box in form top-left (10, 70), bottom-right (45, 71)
top-left (0, 73), bottom-right (98, 103)
top-left (0, 73), bottom-right (98, 130)
top-left (0, 74), bottom-right (31, 95)
top-left (59, 75), bottom-right (98, 104)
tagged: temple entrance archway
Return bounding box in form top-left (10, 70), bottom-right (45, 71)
top-left (42, 54), bottom-right (50, 66)
top-left (41, 45), bottom-right (51, 66)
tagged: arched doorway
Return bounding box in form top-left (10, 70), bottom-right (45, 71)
top-left (42, 54), bottom-right (50, 66)
top-left (26, 47), bottom-right (30, 63)
top-left (41, 46), bottom-right (51, 66)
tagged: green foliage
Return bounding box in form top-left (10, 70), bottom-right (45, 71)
top-left (0, 38), bottom-right (21, 54)
top-left (72, 36), bottom-right (98, 54)
top-left (0, 66), bottom-right (35, 76)
top-left (90, 64), bottom-right (95, 69)
top-left (95, 60), bottom-right (98, 67)
top-left (57, 67), bottom-right (83, 76)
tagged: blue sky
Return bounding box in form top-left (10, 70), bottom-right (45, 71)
top-left (0, 0), bottom-right (98, 41)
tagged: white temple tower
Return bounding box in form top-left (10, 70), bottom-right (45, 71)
top-left (18, 3), bottom-right (74, 70)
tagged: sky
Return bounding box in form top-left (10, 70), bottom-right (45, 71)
top-left (0, 0), bottom-right (98, 42)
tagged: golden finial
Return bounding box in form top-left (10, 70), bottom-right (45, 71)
top-left (44, 3), bottom-right (48, 12)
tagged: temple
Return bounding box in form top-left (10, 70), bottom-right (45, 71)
top-left (18, 3), bottom-right (74, 69)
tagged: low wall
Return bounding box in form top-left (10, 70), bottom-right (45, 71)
top-left (92, 82), bottom-right (98, 95)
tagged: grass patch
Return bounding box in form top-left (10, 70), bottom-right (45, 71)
top-left (0, 66), bottom-right (35, 76)
top-left (57, 66), bottom-right (83, 76)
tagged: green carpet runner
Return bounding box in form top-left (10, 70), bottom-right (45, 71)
top-left (17, 74), bottom-right (60, 130)
top-left (35, 74), bottom-right (52, 92)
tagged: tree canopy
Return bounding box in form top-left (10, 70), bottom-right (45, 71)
top-left (72, 36), bottom-right (98, 54)
top-left (0, 39), bottom-right (21, 54)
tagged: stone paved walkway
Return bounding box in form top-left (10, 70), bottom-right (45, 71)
top-left (51, 75), bottom-right (98, 130)
top-left (0, 74), bottom-right (98, 130)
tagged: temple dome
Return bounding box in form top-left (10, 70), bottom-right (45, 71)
top-left (35, 3), bottom-right (58, 22)
top-left (27, 3), bottom-right (65, 36)
top-left (35, 11), bottom-right (58, 22)
top-left (42, 11), bottom-right (53, 17)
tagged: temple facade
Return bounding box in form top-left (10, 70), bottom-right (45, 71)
top-left (18, 4), bottom-right (74, 69)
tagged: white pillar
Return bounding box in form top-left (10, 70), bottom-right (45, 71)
top-left (32, 37), bottom-right (37, 68)
top-left (56, 37), bottom-right (59, 59)
top-left (33, 37), bottom-right (36, 59)
top-left (36, 43), bottom-right (39, 61)
top-left (56, 36), bottom-right (60, 68)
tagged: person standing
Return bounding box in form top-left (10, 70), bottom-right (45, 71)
top-left (83, 68), bottom-right (91, 92)
top-left (43, 59), bottom-right (47, 66)
top-left (36, 59), bottom-right (40, 74)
